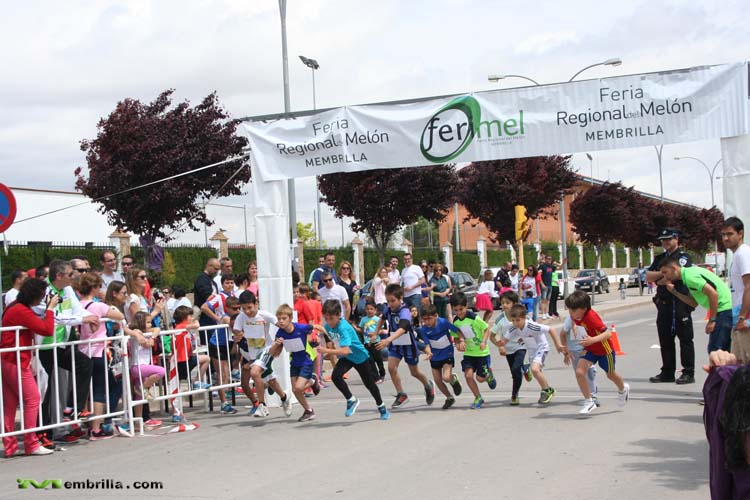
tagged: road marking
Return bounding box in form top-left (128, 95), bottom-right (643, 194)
top-left (610, 317), bottom-right (652, 329)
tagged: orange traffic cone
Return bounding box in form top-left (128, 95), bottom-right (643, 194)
top-left (610, 323), bottom-right (625, 355)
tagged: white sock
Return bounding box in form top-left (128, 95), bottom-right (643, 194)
top-left (348, 396), bottom-right (356, 402)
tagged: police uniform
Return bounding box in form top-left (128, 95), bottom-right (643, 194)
top-left (647, 228), bottom-right (695, 383)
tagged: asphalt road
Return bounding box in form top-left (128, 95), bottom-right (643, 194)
top-left (1, 301), bottom-right (713, 500)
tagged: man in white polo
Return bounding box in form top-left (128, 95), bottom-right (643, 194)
top-left (722, 216), bottom-right (750, 360)
top-left (401, 253), bottom-right (425, 314)
top-left (318, 271), bottom-right (351, 320)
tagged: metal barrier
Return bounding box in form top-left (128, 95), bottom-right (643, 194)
top-left (0, 324), bottom-right (133, 442)
top-left (127, 324), bottom-right (243, 434)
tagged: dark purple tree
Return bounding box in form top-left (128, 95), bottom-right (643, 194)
top-left (74, 90), bottom-right (249, 269)
top-left (317, 165), bottom-right (458, 265)
top-left (455, 156), bottom-right (578, 243)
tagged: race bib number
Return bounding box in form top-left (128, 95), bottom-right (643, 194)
top-left (392, 333), bottom-right (412, 346)
top-left (429, 335), bottom-right (451, 350)
top-left (283, 337), bottom-right (305, 352)
top-left (459, 325), bottom-right (475, 340)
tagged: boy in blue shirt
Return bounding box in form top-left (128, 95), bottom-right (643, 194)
top-left (375, 284), bottom-right (435, 409)
top-left (418, 304), bottom-right (463, 409)
top-left (355, 297), bottom-right (386, 383)
top-left (315, 300), bottom-right (390, 420)
top-left (274, 304), bottom-right (320, 422)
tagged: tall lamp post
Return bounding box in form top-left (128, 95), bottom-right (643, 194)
top-left (278, 0), bottom-right (299, 271)
top-left (488, 58), bottom-right (622, 299)
top-left (299, 55), bottom-right (323, 246)
top-left (674, 156), bottom-right (723, 267)
top-left (586, 153), bottom-right (594, 185)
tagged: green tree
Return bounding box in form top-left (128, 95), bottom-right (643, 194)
top-left (296, 222), bottom-right (319, 247)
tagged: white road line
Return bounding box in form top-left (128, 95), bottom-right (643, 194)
top-left (609, 317), bottom-right (653, 329)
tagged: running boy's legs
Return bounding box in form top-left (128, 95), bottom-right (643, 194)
top-left (506, 350), bottom-right (526, 398)
top-left (332, 357), bottom-right (383, 405)
top-left (240, 363), bottom-right (259, 405)
top-left (291, 374), bottom-right (314, 411)
top-left (387, 357), bottom-right (405, 393)
top-left (431, 364), bottom-right (451, 398)
top-left (570, 350), bottom-right (597, 395)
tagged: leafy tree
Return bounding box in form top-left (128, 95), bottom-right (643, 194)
top-left (74, 90), bottom-right (249, 268)
top-left (402, 217), bottom-right (439, 248)
top-left (455, 156), bottom-right (577, 243)
top-left (296, 221), bottom-right (319, 247)
top-left (569, 182), bottom-right (638, 269)
top-left (670, 205), bottom-right (724, 252)
top-left (318, 165), bottom-right (458, 265)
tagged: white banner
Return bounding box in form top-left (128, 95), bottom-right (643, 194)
top-left (242, 62), bottom-right (749, 180)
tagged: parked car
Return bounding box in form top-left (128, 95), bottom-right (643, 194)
top-left (449, 271), bottom-right (479, 309)
top-left (574, 269), bottom-right (610, 294)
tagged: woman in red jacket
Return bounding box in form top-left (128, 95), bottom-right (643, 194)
top-left (2, 278), bottom-right (58, 457)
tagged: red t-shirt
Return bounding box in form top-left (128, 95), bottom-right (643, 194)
top-left (573, 309), bottom-right (612, 356)
top-left (308, 300), bottom-right (323, 325)
top-left (1, 304), bottom-right (54, 368)
top-left (173, 320), bottom-right (193, 362)
top-left (294, 298), bottom-right (314, 324)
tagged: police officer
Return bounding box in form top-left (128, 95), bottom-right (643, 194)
top-left (645, 228), bottom-right (695, 384)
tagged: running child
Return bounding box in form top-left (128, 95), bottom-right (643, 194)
top-left (497, 304), bottom-right (563, 405)
top-left (172, 305), bottom-right (211, 392)
top-left (564, 291), bottom-right (629, 415)
top-left (418, 303), bottom-right (463, 409)
top-left (452, 292), bottom-right (496, 409)
top-left (374, 283), bottom-right (435, 409)
top-left (208, 296), bottom-right (240, 414)
top-left (315, 299), bottom-right (390, 420)
top-left (489, 291), bottom-right (530, 405)
top-left (476, 269), bottom-right (498, 322)
top-left (274, 303), bottom-right (320, 422)
top-left (355, 297), bottom-right (386, 383)
top-left (560, 314), bottom-right (598, 407)
top-left (248, 341), bottom-right (293, 418)
top-left (232, 291), bottom-right (276, 415)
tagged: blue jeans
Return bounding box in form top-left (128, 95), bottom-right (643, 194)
top-left (707, 309), bottom-right (732, 353)
top-left (404, 294), bottom-right (422, 314)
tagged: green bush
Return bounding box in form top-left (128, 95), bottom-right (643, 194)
top-left (616, 245), bottom-right (627, 268)
top-left (487, 249), bottom-right (513, 267)
top-left (567, 244), bottom-right (580, 270)
top-left (541, 241), bottom-right (561, 262)
top-left (583, 245), bottom-right (597, 268)
top-left (228, 248), bottom-right (257, 271)
top-left (523, 244), bottom-right (538, 268)
top-left (453, 251), bottom-right (480, 277)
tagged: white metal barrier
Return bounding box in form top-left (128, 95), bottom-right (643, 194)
top-left (0, 324), bottom-right (133, 443)
top-left (127, 324), bottom-right (243, 434)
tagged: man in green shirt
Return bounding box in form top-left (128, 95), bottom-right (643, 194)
top-left (660, 256), bottom-right (732, 353)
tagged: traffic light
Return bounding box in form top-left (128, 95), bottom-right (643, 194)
top-left (515, 205), bottom-right (530, 241)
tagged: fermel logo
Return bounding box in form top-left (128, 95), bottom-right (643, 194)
top-left (420, 95), bottom-right (480, 163)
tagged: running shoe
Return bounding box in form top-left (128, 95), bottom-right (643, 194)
top-left (345, 397), bottom-right (360, 417)
top-left (523, 364), bottom-right (533, 382)
top-left (221, 403), bottom-right (238, 414)
top-left (510, 396), bottom-right (520, 406)
top-left (62, 408), bottom-right (74, 422)
top-left (450, 374), bottom-right (463, 396)
top-left (115, 423), bottom-right (133, 437)
top-left (378, 404), bottom-right (390, 420)
top-left (248, 402), bottom-right (260, 416)
top-left (77, 410), bottom-right (92, 421)
top-left (231, 369), bottom-right (241, 381)
top-left (171, 414), bottom-right (186, 424)
top-left (442, 397), bottom-right (455, 410)
top-left (391, 393), bottom-right (409, 409)
top-left (298, 409), bottom-right (316, 422)
top-left (38, 434), bottom-right (56, 450)
top-left (617, 383), bottom-right (630, 407)
top-left (304, 387), bottom-right (314, 398)
top-left (282, 397), bottom-right (292, 417)
top-left (311, 374), bottom-right (321, 396)
top-left (144, 419), bottom-right (162, 430)
top-left (254, 403), bottom-right (269, 418)
top-left (27, 446), bottom-right (54, 456)
top-left (89, 429), bottom-right (115, 441)
top-left (539, 387), bottom-right (556, 404)
top-left (470, 396), bottom-right (484, 409)
top-left (61, 427), bottom-right (86, 443)
top-left (579, 399), bottom-right (597, 415)
top-left (486, 368), bottom-right (497, 390)
top-left (425, 381), bottom-right (435, 405)
top-left (192, 381), bottom-right (211, 390)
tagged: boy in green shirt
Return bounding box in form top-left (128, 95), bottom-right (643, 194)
top-left (660, 256), bottom-right (732, 352)
top-left (451, 292), bottom-right (496, 409)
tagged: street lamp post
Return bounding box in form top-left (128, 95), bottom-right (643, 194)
top-left (487, 58), bottom-right (623, 299)
top-left (586, 153), bottom-right (594, 185)
top-left (299, 55), bottom-right (323, 246)
top-left (278, 0), bottom-right (299, 272)
top-left (674, 156), bottom-right (723, 267)
top-left (655, 145), bottom-right (664, 202)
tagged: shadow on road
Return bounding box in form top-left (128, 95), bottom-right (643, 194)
top-left (617, 438), bottom-right (708, 491)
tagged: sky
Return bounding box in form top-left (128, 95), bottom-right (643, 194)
top-left (1, 0), bottom-right (746, 244)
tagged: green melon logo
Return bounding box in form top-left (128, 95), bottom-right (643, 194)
top-left (420, 95), bottom-right (481, 163)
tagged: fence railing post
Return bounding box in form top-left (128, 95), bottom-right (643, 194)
top-left (209, 231), bottom-right (229, 259)
top-left (442, 242), bottom-right (453, 272)
top-left (476, 235), bottom-right (487, 270)
top-left (352, 237), bottom-right (365, 285)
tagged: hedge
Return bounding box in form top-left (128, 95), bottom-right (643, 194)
top-left (487, 249), bottom-right (513, 267)
top-left (567, 244), bottom-right (580, 270)
top-left (453, 251), bottom-right (480, 277)
top-left (615, 245), bottom-right (627, 268)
